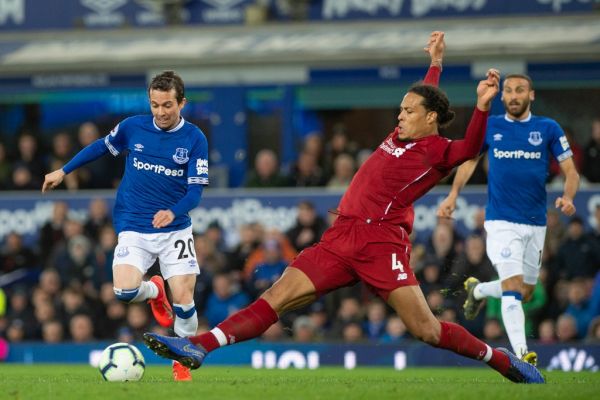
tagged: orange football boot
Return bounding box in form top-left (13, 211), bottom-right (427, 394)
top-left (173, 360), bottom-right (192, 381)
top-left (148, 275), bottom-right (174, 328)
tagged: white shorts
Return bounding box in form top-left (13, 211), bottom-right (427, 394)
top-left (112, 226), bottom-right (200, 280)
top-left (484, 220), bottom-right (547, 285)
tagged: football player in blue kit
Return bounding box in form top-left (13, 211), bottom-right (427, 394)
top-left (42, 71), bottom-right (208, 381)
top-left (438, 73), bottom-right (580, 366)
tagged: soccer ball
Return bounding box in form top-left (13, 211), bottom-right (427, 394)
top-left (98, 343), bottom-right (145, 382)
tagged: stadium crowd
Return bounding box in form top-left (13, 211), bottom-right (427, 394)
top-left (0, 118), bottom-right (600, 347)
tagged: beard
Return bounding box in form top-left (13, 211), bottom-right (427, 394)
top-left (504, 99), bottom-right (530, 119)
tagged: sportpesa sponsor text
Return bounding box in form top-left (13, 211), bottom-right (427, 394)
top-left (493, 148), bottom-right (542, 160)
top-left (132, 157), bottom-right (184, 176)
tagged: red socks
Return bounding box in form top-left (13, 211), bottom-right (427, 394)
top-left (436, 321), bottom-right (510, 375)
top-left (190, 298), bottom-right (279, 352)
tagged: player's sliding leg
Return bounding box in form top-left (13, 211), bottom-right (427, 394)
top-left (144, 267), bottom-right (318, 369)
top-left (387, 285), bottom-right (544, 383)
top-left (168, 274), bottom-right (198, 381)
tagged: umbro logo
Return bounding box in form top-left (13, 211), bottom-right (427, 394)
top-left (493, 133), bottom-right (503, 141)
top-left (134, 143), bottom-right (144, 152)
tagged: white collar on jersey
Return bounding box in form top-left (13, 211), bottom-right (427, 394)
top-left (153, 117), bottom-right (185, 132)
top-left (504, 112), bottom-right (532, 123)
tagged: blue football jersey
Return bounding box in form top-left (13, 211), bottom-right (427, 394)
top-left (483, 113), bottom-right (572, 226)
top-left (104, 115), bottom-right (209, 234)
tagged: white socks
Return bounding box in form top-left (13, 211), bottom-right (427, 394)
top-left (501, 292), bottom-right (528, 357)
top-left (173, 302), bottom-right (198, 338)
top-left (474, 280), bottom-right (502, 300)
top-left (131, 280), bottom-right (159, 302)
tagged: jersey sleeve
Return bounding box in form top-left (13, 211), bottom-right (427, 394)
top-left (104, 118), bottom-right (132, 156)
top-left (188, 130), bottom-right (209, 186)
top-left (549, 121), bottom-right (573, 162)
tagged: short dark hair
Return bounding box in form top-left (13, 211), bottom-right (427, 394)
top-left (504, 74), bottom-right (534, 90)
top-left (149, 70), bottom-right (185, 103)
top-left (408, 84), bottom-right (456, 128)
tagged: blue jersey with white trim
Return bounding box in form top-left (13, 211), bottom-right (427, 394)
top-left (483, 113), bottom-right (572, 226)
top-left (105, 115), bottom-right (209, 234)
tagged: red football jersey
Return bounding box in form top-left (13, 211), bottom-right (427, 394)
top-left (338, 131), bottom-right (456, 233)
top-left (338, 65), bottom-right (488, 234)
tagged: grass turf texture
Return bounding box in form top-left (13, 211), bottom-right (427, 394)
top-left (0, 365), bottom-right (598, 400)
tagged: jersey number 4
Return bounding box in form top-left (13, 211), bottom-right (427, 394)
top-left (175, 239), bottom-right (196, 260)
top-left (392, 253), bottom-right (408, 281)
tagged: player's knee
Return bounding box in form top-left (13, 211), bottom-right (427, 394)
top-left (113, 286), bottom-right (140, 303)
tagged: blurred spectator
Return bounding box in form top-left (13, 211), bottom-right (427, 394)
top-left (582, 118), bottom-right (600, 183)
top-left (126, 303), bottom-right (151, 341)
top-left (205, 221), bottom-right (228, 253)
top-left (204, 273), bottom-right (250, 327)
top-left (42, 319), bottom-right (64, 343)
top-left (51, 234), bottom-right (98, 285)
top-left (0, 232), bottom-right (38, 273)
top-left (555, 216), bottom-right (600, 279)
top-left (227, 223), bottom-right (261, 272)
top-left (245, 149), bottom-right (288, 188)
top-left (302, 132), bottom-right (325, 168)
top-left (249, 239), bottom-right (287, 295)
top-left (0, 142), bottom-right (11, 189)
top-left (544, 209), bottom-right (566, 264)
top-left (15, 132), bottom-right (46, 178)
top-left (37, 268), bottom-right (62, 300)
top-left (59, 285), bottom-right (93, 326)
top-left (565, 273), bottom-right (600, 339)
top-left (380, 316), bottom-right (407, 343)
top-left (342, 321), bottom-right (365, 343)
top-left (329, 297), bottom-right (363, 338)
top-left (6, 319), bottom-right (26, 342)
top-left (326, 153), bottom-right (355, 189)
top-left (538, 319), bottom-right (556, 344)
top-left (289, 150), bottom-right (326, 187)
top-left (286, 201), bottom-right (328, 252)
top-left (9, 163), bottom-right (40, 190)
top-left (363, 300), bottom-right (387, 340)
top-left (76, 121), bottom-right (118, 188)
top-left (427, 222), bottom-right (461, 282)
top-left (556, 313), bottom-right (578, 342)
top-left (5, 289), bottom-right (36, 335)
top-left (591, 204), bottom-right (600, 246)
top-left (243, 229), bottom-right (297, 280)
top-left (323, 127), bottom-right (358, 179)
top-left (69, 314), bottom-right (95, 342)
top-left (482, 318), bottom-right (505, 342)
top-left (471, 208), bottom-right (486, 238)
top-left (84, 198), bottom-right (111, 241)
top-left (355, 148), bottom-right (372, 169)
top-left (48, 132), bottom-right (79, 190)
top-left (39, 201), bottom-right (69, 259)
top-left (194, 233), bottom-right (227, 275)
top-left (292, 315), bottom-right (317, 342)
top-left (94, 225), bottom-right (117, 284)
top-left (585, 316), bottom-right (600, 344)
top-left (444, 234), bottom-right (495, 298)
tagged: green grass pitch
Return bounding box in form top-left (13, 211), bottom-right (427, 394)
top-left (0, 365), bottom-right (598, 400)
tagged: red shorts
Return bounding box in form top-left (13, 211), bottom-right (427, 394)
top-left (289, 216), bottom-right (418, 300)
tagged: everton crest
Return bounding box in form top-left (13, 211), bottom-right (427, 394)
top-left (173, 148), bottom-right (189, 164)
top-left (528, 131), bottom-right (542, 146)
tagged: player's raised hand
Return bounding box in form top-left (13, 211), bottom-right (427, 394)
top-left (424, 31), bottom-right (445, 65)
top-left (152, 209), bottom-right (175, 229)
top-left (555, 196), bottom-right (576, 216)
top-left (436, 195), bottom-right (457, 219)
top-left (476, 68), bottom-right (500, 111)
top-left (42, 169), bottom-right (66, 193)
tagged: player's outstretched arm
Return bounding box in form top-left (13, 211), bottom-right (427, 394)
top-left (555, 157), bottom-right (580, 216)
top-left (423, 31), bottom-right (445, 87)
top-left (437, 155), bottom-right (483, 218)
top-left (42, 168), bottom-right (66, 193)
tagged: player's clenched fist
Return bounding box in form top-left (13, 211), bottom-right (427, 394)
top-left (555, 196), bottom-right (576, 216)
top-left (476, 69), bottom-right (500, 111)
top-left (153, 209), bottom-right (175, 228)
top-left (437, 195), bottom-right (457, 219)
top-left (42, 169), bottom-right (66, 193)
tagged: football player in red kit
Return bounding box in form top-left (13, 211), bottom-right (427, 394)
top-left (143, 31), bottom-right (544, 384)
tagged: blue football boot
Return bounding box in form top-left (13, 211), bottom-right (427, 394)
top-left (497, 347), bottom-right (545, 384)
top-left (143, 332), bottom-right (207, 370)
